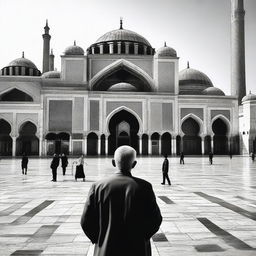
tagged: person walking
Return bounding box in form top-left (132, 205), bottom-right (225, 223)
top-left (209, 151), bottom-right (213, 165)
top-left (21, 153), bottom-right (28, 175)
top-left (251, 152), bottom-right (255, 162)
top-left (81, 146), bottom-right (162, 256)
top-left (229, 151), bottom-right (233, 159)
top-left (180, 152), bottom-right (185, 164)
top-left (61, 153), bottom-right (68, 175)
top-left (50, 154), bottom-right (59, 182)
top-left (74, 155), bottom-right (86, 181)
top-left (161, 154), bottom-right (171, 185)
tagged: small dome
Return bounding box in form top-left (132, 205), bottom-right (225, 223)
top-left (179, 63), bottom-right (213, 95)
top-left (9, 54), bottom-right (37, 69)
top-left (155, 43), bottom-right (177, 58)
top-left (64, 41), bottom-right (84, 56)
top-left (202, 87), bottom-right (225, 96)
top-left (108, 83), bottom-right (137, 92)
top-left (242, 92), bottom-right (256, 102)
top-left (42, 70), bottom-right (61, 79)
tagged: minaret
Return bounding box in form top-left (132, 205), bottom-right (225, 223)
top-left (49, 49), bottom-right (54, 71)
top-left (231, 0), bottom-right (246, 104)
top-left (42, 19), bottom-right (51, 73)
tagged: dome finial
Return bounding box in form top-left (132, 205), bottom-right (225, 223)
top-left (187, 61), bottom-right (190, 69)
top-left (22, 51), bottom-right (24, 58)
top-left (120, 17), bottom-right (123, 29)
top-left (164, 41), bottom-right (167, 47)
top-left (74, 40), bottom-right (76, 46)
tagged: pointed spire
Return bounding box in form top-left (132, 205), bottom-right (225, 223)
top-left (120, 17), bottom-right (123, 29)
top-left (187, 61), bottom-right (190, 69)
top-left (164, 41), bottom-right (167, 47)
top-left (74, 40), bottom-right (76, 46)
top-left (44, 19), bottom-right (50, 34)
top-left (22, 51), bottom-right (24, 58)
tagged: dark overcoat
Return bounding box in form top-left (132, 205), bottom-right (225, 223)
top-left (50, 156), bottom-right (59, 169)
top-left (61, 155), bottom-right (68, 168)
top-left (21, 156), bottom-right (28, 168)
top-left (162, 158), bottom-right (169, 174)
top-left (81, 172), bottom-right (162, 256)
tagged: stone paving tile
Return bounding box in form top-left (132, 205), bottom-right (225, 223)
top-left (0, 156), bottom-right (256, 255)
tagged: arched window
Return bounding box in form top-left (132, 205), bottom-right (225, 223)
top-left (0, 88), bottom-right (33, 102)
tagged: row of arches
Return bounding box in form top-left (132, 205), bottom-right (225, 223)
top-left (0, 119), bottom-right (39, 156)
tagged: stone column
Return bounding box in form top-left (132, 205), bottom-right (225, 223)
top-left (97, 136), bottom-right (101, 155)
top-left (99, 44), bottom-right (104, 54)
top-left (91, 46), bottom-right (95, 54)
top-left (69, 136), bottom-right (72, 155)
top-left (15, 67), bottom-right (19, 75)
top-left (108, 42), bottom-right (114, 54)
top-left (180, 136), bottom-right (184, 153)
top-left (12, 137), bottom-right (16, 157)
top-left (84, 136), bottom-right (87, 155)
top-left (44, 139), bottom-right (47, 156)
top-left (134, 43), bottom-right (139, 55)
top-left (143, 45), bottom-right (147, 55)
top-left (118, 42), bottom-right (122, 54)
top-left (139, 135), bottom-right (142, 155)
top-left (9, 67), bottom-right (13, 76)
top-left (148, 138), bottom-right (152, 155)
top-left (231, 0), bottom-right (246, 104)
top-left (201, 136), bottom-right (205, 155)
top-left (21, 67), bottom-right (26, 76)
top-left (105, 136), bottom-right (108, 156)
top-left (172, 137), bottom-right (176, 155)
top-left (211, 136), bottom-right (214, 153)
top-left (159, 137), bottom-right (162, 156)
top-left (125, 42), bottom-right (129, 54)
top-left (39, 137), bottom-right (43, 157)
top-left (29, 68), bottom-right (33, 76)
top-left (228, 136), bottom-right (232, 153)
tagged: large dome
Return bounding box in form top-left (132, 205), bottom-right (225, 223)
top-left (88, 20), bottom-right (154, 55)
top-left (179, 63), bottom-right (213, 95)
top-left (0, 52), bottom-right (40, 77)
top-left (9, 57), bottom-right (37, 69)
top-left (96, 28), bottom-right (151, 47)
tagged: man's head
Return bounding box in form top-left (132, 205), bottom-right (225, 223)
top-left (112, 146), bottom-right (137, 172)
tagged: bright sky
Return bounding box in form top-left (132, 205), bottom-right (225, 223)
top-left (0, 0), bottom-right (255, 95)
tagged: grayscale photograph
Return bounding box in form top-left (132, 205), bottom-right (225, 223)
top-left (0, 0), bottom-right (255, 255)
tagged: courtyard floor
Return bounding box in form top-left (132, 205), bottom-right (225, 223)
top-left (0, 156), bottom-right (256, 256)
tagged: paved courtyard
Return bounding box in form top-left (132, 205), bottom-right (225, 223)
top-left (0, 156), bottom-right (256, 256)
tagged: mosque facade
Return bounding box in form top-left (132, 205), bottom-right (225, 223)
top-left (0, 0), bottom-right (254, 157)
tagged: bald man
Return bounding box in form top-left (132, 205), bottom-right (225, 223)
top-left (81, 146), bottom-right (162, 256)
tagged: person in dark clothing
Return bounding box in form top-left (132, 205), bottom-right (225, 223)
top-left (209, 151), bottom-right (213, 165)
top-left (229, 151), bottom-right (233, 159)
top-left (81, 146), bottom-right (162, 256)
top-left (161, 154), bottom-right (171, 185)
top-left (50, 154), bottom-right (59, 182)
top-left (180, 152), bottom-right (185, 164)
top-left (61, 153), bottom-right (68, 175)
top-left (21, 153), bottom-right (28, 175)
top-left (252, 152), bottom-right (255, 162)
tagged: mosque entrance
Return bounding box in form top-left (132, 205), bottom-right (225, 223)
top-left (0, 119), bottom-right (12, 156)
top-left (212, 118), bottom-right (228, 154)
top-left (16, 122), bottom-right (39, 156)
top-left (45, 132), bottom-right (69, 155)
top-left (108, 110), bottom-right (139, 155)
top-left (181, 117), bottom-right (201, 155)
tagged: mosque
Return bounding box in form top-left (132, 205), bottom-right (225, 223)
top-left (0, 0), bottom-right (254, 157)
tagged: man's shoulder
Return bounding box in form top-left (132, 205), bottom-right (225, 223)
top-left (93, 174), bottom-right (152, 190)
